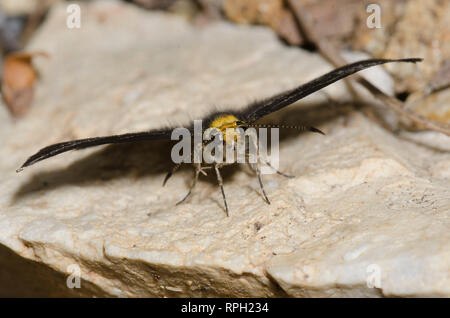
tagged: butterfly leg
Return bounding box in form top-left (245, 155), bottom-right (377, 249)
top-left (248, 162), bottom-right (270, 205)
top-left (176, 163), bottom-right (202, 205)
top-left (214, 163), bottom-right (229, 217)
top-left (261, 159), bottom-right (294, 178)
top-left (246, 136), bottom-right (271, 204)
top-left (163, 163), bottom-right (181, 186)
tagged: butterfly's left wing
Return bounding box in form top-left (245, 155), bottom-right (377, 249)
top-left (241, 58), bottom-right (422, 123)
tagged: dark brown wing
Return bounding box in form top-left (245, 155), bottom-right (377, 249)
top-left (241, 58), bottom-right (422, 123)
top-left (17, 129), bottom-right (173, 171)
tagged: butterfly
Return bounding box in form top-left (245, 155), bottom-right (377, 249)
top-left (17, 58), bottom-right (422, 216)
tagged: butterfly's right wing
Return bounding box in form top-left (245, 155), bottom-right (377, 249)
top-left (18, 129), bottom-right (174, 171)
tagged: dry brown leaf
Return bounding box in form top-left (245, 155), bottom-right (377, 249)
top-left (1, 51), bottom-right (49, 117)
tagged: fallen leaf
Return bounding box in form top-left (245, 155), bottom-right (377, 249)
top-left (1, 51), bottom-right (49, 117)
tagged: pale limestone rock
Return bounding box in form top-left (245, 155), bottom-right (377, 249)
top-left (0, 0), bottom-right (449, 297)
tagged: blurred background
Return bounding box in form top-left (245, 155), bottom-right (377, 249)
top-left (0, 0), bottom-right (448, 123)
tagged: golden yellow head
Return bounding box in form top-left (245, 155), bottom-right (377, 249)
top-left (209, 114), bottom-right (243, 144)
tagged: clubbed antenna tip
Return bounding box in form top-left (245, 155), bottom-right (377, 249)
top-left (310, 127), bottom-right (325, 135)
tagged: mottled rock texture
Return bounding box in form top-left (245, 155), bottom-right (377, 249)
top-left (353, 0), bottom-right (450, 93)
top-left (0, 1), bottom-right (449, 297)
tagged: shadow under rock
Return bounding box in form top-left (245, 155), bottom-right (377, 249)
top-left (0, 243), bottom-right (110, 297)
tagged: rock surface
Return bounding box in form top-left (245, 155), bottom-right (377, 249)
top-left (353, 0), bottom-right (450, 93)
top-left (0, 0), bottom-right (449, 297)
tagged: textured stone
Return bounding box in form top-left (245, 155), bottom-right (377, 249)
top-left (353, 0), bottom-right (450, 93)
top-left (406, 89), bottom-right (450, 125)
top-left (0, 0), bottom-right (449, 297)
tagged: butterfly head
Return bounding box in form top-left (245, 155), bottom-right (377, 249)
top-left (209, 114), bottom-right (248, 144)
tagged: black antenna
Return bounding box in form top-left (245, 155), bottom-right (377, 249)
top-left (246, 123), bottom-right (325, 135)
